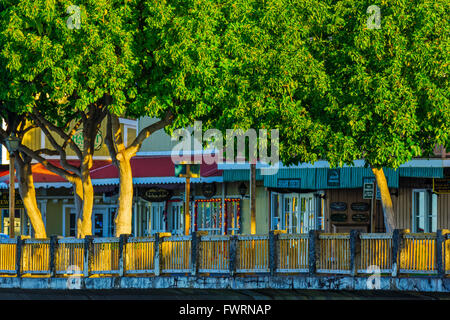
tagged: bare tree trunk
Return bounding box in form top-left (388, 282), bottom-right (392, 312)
top-left (79, 162), bottom-right (94, 238)
top-left (105, 112), bottom-right (173, 237)
top-left (72, 178), bottom-right (84, 238)
top-left (371, 167), bottom-right (396, 233)
top-left (114, 152), bottom-right (133, 236)
top-left (16, 157), bottom-right (47, 238)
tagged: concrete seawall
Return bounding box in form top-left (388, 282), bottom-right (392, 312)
top-left (0, 275), bottom-right (449, 292)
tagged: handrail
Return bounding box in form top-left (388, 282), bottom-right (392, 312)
top-left (0, 231), bottom-right (446, 278)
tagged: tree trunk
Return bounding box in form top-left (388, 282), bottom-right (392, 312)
top-left (114, 152), bottom-right (133, 236)
top-left (79, 171), bottom-right (94, 237)
top-left (16, 160), bottom-right (47, 238)
top-left (371, 167), bottom-right (396, 233)
top-left (73, 178), bottom-right (84, 238)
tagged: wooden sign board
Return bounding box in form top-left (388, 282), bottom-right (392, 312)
top-left (175, 164), bottom-right (200, 178)
top-left (277, 179), bottom-right (301, 189)
top-left (0, 192), bottom-right (24, 209)
top-left (433, 178), bottom-right (450, 194)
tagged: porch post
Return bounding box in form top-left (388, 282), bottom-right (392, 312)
top-left (15, 236), bottom-right (23, 277)
top-left (119, 234), bottom-right (130, 277)
top-left (84, 235), bottom-right (93, 278)
top-left (436, 229), bottom-right (446, 278)
top-left (308, 230), bottom-right (321, 276)
top-left (49, 235), bottom-right (58, 277)
top-left (350, 230), bottom-right (361, 276)
top-left (391, 229), bottom-right (407, 277)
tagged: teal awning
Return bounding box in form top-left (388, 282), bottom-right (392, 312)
top-left (223, 166), bottom-right (444, 189)
top-left (398, 167), bottom-right (444, 178)
top-left (222, 169), bottom-right (264, 182)
top-left (263, 167), bottom-right (400, 189)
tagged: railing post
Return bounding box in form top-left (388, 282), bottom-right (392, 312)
top-left (391, 229), bottom-right (406, 277)
top-left (49, 235), bottom-right (58, 277)
top-left (308, 230), bottom-right (320, 276)
top-left (436, 230), bottom-right (445, 278)
top-left (269, 230), bottom-right (278, 276)
top-left (350, 230), bottom-right (361, 276)
top-left (119, 234), bottom-right (130, 277)
top-left (15, 236), bottom-right (23, 278)
top-left (84, 236), bottom-right (93, 278)
top-left (190, 232), bottom-right (199, 276)
top-left (154, 233), bottom-right (161, 276)
top-left (229, 235), bottom-right (238, 276)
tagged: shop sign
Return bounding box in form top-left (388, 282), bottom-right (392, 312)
top-left (330, 202), bottom-right (347, 211)
top-left (72, 129), bottom-right (103, 151)
top-left (202, 183), bottom-right (216, 199)
top-left (327, 169), bottom-right (340, 187)
top-left (139, 188), bottom-right (173, 202)
top-left (352, 213), bottom-right (369, 222)
top-left (277, 179), bottom-right (301, 189)
top-left (330, 213), bottom-right (347, 222)
top-left (433, 178), bottom-right (450, 194)
top-left (351, 202), bottom-right (370, 212)
top-left (0, 192), bottom-right (24, 209)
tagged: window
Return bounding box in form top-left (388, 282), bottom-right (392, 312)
top-left (69, 212), bottom-right (76, 237)
top-left (150, 202), bottom-right (166, 235)
top-left (412, 190), bottom-right (438, 233)
top-left (169, 201), bottom-right (183, 235)
top-left (270, 193), bottom-right (318, 234)
top-left (194, 199), bottom-right (240, 235)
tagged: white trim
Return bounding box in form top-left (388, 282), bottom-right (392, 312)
top-left (38, 155), bottom-right (112, 160)
top-left (136, 149), bottom-right (216, 157)
top-left (1, 119), bottom-right (7, 165)
top-left (118, 118), bottom-right (138, 126)
top-left (40, 129), bottom-right (46, 150)
top-left (219, 159), bottom-right (447, 171)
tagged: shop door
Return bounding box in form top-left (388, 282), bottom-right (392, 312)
top-left (283, 194), bottom-right (299, 234)
top-left (150, 202), bottom-right (166, 235)
top-left (299, 193), bottom-right (315, 233)
top-left (93, 210), bottom-right (108, 237)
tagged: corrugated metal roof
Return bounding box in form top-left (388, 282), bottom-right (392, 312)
top-left (263, 167), bottom-right (400, 189)
top-left (223, 169), bottom-right (264, 182)
top-left (398, 167), bottom-right (444, 178)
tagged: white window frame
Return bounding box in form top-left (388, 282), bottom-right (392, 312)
top-left (412, 189), bottom-right (438, 233)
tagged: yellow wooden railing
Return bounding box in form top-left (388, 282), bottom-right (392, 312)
top-left (91, 238), bottom-right (119, 275)
top-left (317, 233), bottom-right (351, 273)
top-left (277, 234), bottom-right (309, 272)
top-left (0, 240), bottom-right (16, 274)
top-left (0, 231), bottom-right (448, 277)
top-left (198, 235), bottom-right (230, 273)
top-left (359, 233), bottom-right (393, 273)
top-left (21, 239), bottom-right (50, 274)
top-left (399, 233), bottom-right (437, 274)
top-left (160, 235), bottom-right (191, 273)
top-left (236, 235), bottom-right (269, 273)
top-left (125, 237), bottom-right (155, 274)
top-left (55, 239), bottom-right (84, 275)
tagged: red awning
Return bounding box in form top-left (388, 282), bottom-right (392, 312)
top-left (90, 156), bottom-right (222, 180)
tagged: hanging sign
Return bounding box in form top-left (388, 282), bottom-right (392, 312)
top-left (330, 213), bottom-right (347, 222)
top-left (0, 192), bottom-right (24, 209)
top-left (202, 183), bottom-right (216, 199)
top-left (433, 178), bottom-right (450, 194)
top-left (351, 202), bottom-right (370, 212)
top-left (139, 188), bottom-right (173, 202)
top-left (330, 202), bottom-right (347, 211)
top-left (277, 179), bottom-right (301, 189)
top-left (352, 213), bottom-right (369, 222)
top-left (174, 164), bottom-right (201, 178)
top-left (72, 129), bottom-right (103, 151)
top-left (327, 169), bottom-right (340, 187)
top-left (363, 177), bottom-right (375, 199)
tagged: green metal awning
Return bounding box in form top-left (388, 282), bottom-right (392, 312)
top-left (398, 167), bottom-right (444, 178)
top-left (222, 169), bottom-right (264, 182)
top-left (263, 167), bottom-right (399, 189)
top-left (222, 166), bottom-right (444, 189)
